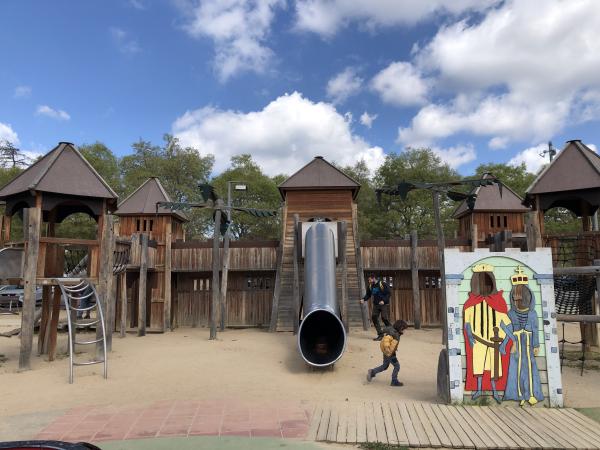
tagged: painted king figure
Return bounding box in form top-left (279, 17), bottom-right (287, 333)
top-left (500, 266), bottom-right (544, 406)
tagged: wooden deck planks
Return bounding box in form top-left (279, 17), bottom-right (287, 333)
top-left (445, 404), bottom-right (488, 449)
top-left (421, 403), bottom-right (453, 448)
top-left (365, 401), bottom-right (378, 443)
top-left (356, 401), bottom-right (367, 443)
top-left (381, 401), bottom-right (399, 445)
top-left (372, 401), bottom-right (388, 444)
top-left (407, 402), bottom-right (432, 447)
top-left (487, 406), bottom-right (542, 450)
top-left (431, 404), bottom-right (471, 449)
top-left (397, 401), bottom-right (421, 448)
top-left (309, 401), bottom-right (600, 450)
top-left (556, 409), bottom-right (600, 449)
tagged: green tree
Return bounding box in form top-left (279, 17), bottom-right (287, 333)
top-left (372, 148), bottom-right (461, 239)
top-left (120, 135), bottom-right (215, 238)
top-left (79, 142), bottom-right (122, 196)
top-left (340, 160), bottom-right (377, 239)
top-left (211, 154), bottom-right (282, 239)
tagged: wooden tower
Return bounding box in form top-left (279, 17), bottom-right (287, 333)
top-left (271, 156), bottom-right (364, 331)
top-left (114, 177), bottom-right (186, 333)
top-left (0, 142), bottom-right (118, 369)
top-left (453, 173), bottom-right (529, 245)
top-left (524, 140), bottom-right (600, 234)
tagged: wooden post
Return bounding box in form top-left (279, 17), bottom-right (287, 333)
top-left (219, 220), bottom-right (230, 332)
top-left (164, 220), bottom-right (173, 331)
top-left (47, 286), bottom-right (62, 361)
top-left (269, 205), bottom-right (286, 332)
top-left (1, 214), bottom-right (11, 243)
top-left (352, 203), bottom-right (369, 331)
top-left (100, 215), bottom-right (115, 352)
top-left (0, 215), bottom-right (4, 246)
top-left (338, 221), bottom-right (349, 332)
top-left (292, 215), bottom-right (301, 334)
top-left (592, 259), bottom-right (600, 348)
top-left (138, 233), bottom-right (148, 337)
top-left (19, 206), bottom-right (41, 371)
top-left (410, 230), bottom-right (421, 329)
top-left (470, 223), bottom-right (478, 251)
top-left (525, 211), bottom-right (543, 251)
top-left (37, 286), bottom-right (52, 355)
top-left (433, 191), bottom-right (447, 342)
top-left (120, 272), bottom-right (127, 338)
top-left (210, 201), bottom-right (223, 340)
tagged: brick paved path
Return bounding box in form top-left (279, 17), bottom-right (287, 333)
top-left (35, 399), bottom-right (311, 443)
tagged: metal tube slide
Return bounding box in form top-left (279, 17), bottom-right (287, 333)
top-left (298, 223), bottom-right (347, 367)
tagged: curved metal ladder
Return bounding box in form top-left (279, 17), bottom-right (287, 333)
top-left (57, 279), bottom-right (107, 384)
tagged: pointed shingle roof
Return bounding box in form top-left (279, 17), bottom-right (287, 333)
top-left (278, 156), bottom-right (360, 199)
top-left (452, 173), bottom-right (529, 219)
top-left (526, 140), bottom-right (600, 195)
top-left (0, 142), bottom-right (118, 202)
top-left (115, 177), bottom-right (187, 222)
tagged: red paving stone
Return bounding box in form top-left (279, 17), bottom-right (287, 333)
top-left (36, 399), bottom-right (311, 443)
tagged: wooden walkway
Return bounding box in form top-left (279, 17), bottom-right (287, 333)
top-left (307, 401), bottom-right (600, 449)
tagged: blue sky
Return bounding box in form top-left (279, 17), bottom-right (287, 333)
top-left (2, 0), bottom-right (600, 176)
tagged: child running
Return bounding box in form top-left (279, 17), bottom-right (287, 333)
top-left (366, 319), bottom-right (408, 387)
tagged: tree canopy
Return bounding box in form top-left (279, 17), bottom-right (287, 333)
top-left (0, 137), bottom-right (586, 240)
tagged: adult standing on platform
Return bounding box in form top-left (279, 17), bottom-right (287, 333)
top-left (360, 273), bottom-right (391, 340)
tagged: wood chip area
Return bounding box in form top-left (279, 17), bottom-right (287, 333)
top-left (307, 401), bottom-right (600, 449)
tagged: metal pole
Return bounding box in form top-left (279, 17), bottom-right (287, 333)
top-left (210, 200), bottom-right (223, 340)
top-left (433, 191), bottom-right (447, 343)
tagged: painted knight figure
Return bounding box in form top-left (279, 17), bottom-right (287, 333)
top-left (463, 263), bottom-right (512, 403)
top-left (500, 266), bottom-right (544, 405)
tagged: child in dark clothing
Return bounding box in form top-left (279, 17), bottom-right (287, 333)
top-left (366, 319), bottom-right (408, 387)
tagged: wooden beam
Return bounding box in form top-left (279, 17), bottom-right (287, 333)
top-left (219, 219), bottom-right (229, 332)
top-left (120, 272), bottom-right (127, 338)
top-left (47, 286), bottom-right (62, 361)
top-left (432, 191), bottom-right (447, 342)
top-left (37, 285), bottom-right (52, 355)
top-left (210, 201), bottom-right (223, 340)
top-left (292, 214), bottom-right (301, 335)
top-left (339, 221), bottom-right (349, 332)
top-left (525, 211), bottom-right (543, 251)
top-left (352, 202), bottom-right (369, 331)
top-left (470, 223), bottom-right (478, 251)
top-left (269, 205), bottom-right (286, 332)
top-left (100, 215), bottom-right (115, 352)
top-left (137, 233), bottom-right (148, 337)
top-left (410, 230), bottom-right (421, 330)
top-left (164, 219), bottom-right (173, 332)
top-left (19, 206), bottom-right (41, 371)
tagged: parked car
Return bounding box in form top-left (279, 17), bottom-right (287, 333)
top-left (0, 285), bottom-right (43, 311)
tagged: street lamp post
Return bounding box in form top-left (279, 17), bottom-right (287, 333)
top-left (220, 181), bottom-right (247, 331)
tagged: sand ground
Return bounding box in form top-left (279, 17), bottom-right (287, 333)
top-left (1, 316), bottom-right (599, 433)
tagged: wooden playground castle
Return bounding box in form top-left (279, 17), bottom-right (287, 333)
top-left (1, 140), bottom-right (599, 382)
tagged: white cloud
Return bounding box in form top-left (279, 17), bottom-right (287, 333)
top-left (430, 144), bottom-right (476, 169)
top-left (294, 0), bottom-right (500, 36)
top-left (129, 0), bottom-right (146, 10)
top-left (0, 123), bottom-right (20, 145)
top-left (14, 85), bottom-right (32, 99)
top-left (371, 61), bottom-right (428, 106)
top-left (178, 0), bottom-right (284, 82)
top-left (398, 92), bottom-right (571, 147)
top-left (172, 91), bottom-right (385, 174)
top-left (508, 143), bottom-right (548, 173)
top-left (587, 143), bottom-right (597, 152)
top-left (110, 27), bottom-right (141, 54)
top-left (36, 105), bottom-right (71, 121)
top-left (400, 0), bottom-right (600, 147)
top-left (360, 111), bottom-right (377, 128)
top-left (326, 67), bottom-right (362, 104)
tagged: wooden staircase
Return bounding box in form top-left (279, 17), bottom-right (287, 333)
top-left (274, 206), bottom-right (365, 331)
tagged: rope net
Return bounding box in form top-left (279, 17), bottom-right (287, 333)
top-left (554, 275), bottom-right (596, 315)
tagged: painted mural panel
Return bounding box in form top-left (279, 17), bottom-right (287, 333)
top-left (444, 248), bottom-right (562, 407)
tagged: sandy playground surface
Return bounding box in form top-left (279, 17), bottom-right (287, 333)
top-left (1, 316), bottom-right (599, 420)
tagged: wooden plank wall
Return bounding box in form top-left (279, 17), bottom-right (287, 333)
top-left (172, 241), bottom-right (278, 272)
top-left (175, 272), bottom-right (273, 327)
